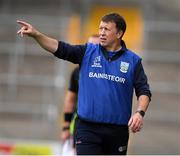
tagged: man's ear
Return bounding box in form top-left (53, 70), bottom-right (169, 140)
top-left (117, 30), bottom-right (123, 39)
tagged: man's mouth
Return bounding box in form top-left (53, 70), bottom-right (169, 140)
top-left (100, 37), bottom-right (106, 41)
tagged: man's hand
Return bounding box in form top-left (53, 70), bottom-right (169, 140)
top-left (61, 129), bottom-right (71, 142)
top-left (16, 20), bottom-right (58, 53)
top-left (17, 20), bottom-right (38, 37)
top-left (61, 122), bottom-right (71, 142)
top-left (128, 112), bottom-right (143, 133)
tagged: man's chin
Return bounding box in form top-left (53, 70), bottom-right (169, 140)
top-left (100, 42), bottom-right (107, 47)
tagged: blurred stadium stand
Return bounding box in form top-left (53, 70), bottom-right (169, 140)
top-left (0, 0), bottom-right (179, 154)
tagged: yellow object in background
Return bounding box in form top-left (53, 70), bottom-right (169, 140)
top-left (67, 14), bottom-right (81, 44)
top-left (70, 113), bottom-right (77, 135)
top-left (13, 143), bottom-right (52, 155)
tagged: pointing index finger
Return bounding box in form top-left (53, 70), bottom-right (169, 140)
top-left (16, 20), bottom-right (30, 27)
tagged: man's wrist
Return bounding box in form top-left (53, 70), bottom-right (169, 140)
top-left (64, 113), bottom-right (73, 122)
top-left (135, 110), bottom-right (145, 117)
top-left (62, 126), bottom-right (70, 131)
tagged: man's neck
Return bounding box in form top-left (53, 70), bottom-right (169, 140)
top-left (104, 41), bottom-right (122, 52)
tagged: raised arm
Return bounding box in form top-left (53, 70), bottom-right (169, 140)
top-left (17, 20), bottom-right (58, 53)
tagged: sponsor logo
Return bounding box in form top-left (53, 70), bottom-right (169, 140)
top-left (118, 146), bottom-right (127, 152)
top-left (91, 56), bottom-right (102, 68)
top-left (75, 140), bottom-right (82, 144)
top-left (120, 61), bottom-right (129, 73)
top-left (89, 72), bottom-right (125, 84)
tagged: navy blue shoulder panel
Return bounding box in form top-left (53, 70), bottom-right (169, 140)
top-left (54, 41), bottom-right (86, 64)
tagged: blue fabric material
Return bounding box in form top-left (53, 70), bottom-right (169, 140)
top-left (77, 43), bottom-right (141, 125)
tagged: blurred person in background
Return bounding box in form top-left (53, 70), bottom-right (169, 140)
top-left (61, 66), bottom-right (79, 156)
top-left (17, 12), bottom-right (151, 155)
top-left (61, 34), bottom-right (99, 155)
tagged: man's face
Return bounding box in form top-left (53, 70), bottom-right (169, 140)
top-left (99, 21), bottom-right (120, 47)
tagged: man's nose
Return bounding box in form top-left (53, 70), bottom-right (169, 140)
top-left (100, 29), bottom-right (105, 35)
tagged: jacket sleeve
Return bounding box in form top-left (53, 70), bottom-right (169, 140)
top-left (53, 41), bottom-right (86, 64)
top-left (134, 60), bottom-right (152, 100)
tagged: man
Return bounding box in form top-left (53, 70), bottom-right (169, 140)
top-left (61, 66), bottom-right (79, 156)
top-left (17, 13), bottom-right (151, 155)
top-left (61, 66), bottom-right (79, 143)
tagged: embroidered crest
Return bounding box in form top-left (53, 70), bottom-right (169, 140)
top-left (120, 61), bottom-right (129, 73)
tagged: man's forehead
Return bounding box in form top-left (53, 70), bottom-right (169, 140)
top-left (99, 21), bottom-right (116, 27)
